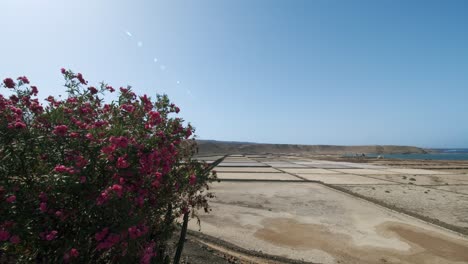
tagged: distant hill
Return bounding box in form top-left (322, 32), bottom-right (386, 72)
top-left (196, 140), bottom-right (427, 155)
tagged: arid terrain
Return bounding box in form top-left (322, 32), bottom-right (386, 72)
top-left (196, 140), bottom-right (428, 155)
top-left (179, 151), bottom-right (468, 264)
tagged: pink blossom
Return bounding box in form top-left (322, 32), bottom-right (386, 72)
top-left (96, 191), bottom-right (109, 205)
top-left (88, 86), bottom-right (98, 94)
top-left (185, 129), bottom-right (192, 139)
top-left (140, 242), bottom-right (156, 264)
top-left (189, 174), bottom-right (197, 185)
top-left (53, 125), bottom-right (68, 136)
top-left (75, 156), bottom-right (88, 168)
top-left (76, 73), bottom-right (87, 85)
top-left (110, 136), bottom-right (128, 148)
top-left (17, 76), bottom-right (29, 84)
top-left (45, 230), bottom-right (58, 241)
top-left (121, 104), bottom-right (135, 112)
top-left (10, 106), bottom-right (22, 115)
top-left (61, 68), bottom-right (67, 74)
top-left (0, 230), bottom-right (10, 241)
top-left (54, 165), bottom-right (69, 173)
top-left (80, 176), bottom-right (87, 183)
top-left (85, 133), bottom-right (94, 140)
top-left (3, 78), bottom-right (15, 88)
top-left (95, 228), bottom-right (109, 242)
top-left (111, 184), bottom-right (123, 197)
top-left (6, 195), bottom-right (16, 203)
top-left (106, 85), bottom-right (115, 92)
top-left (116, 156), bottom-right (130, 169)
top-left (70, 248), bottom-right (79, 257)
top-left (151, 180), bottom-right (160, 189)
top-left (9, 235), bottom-right (20, 244)
top-left (13, 121), bottom-right (26, 129)
top-left (30, 86), bottom-right (38, 96)
top-left (39, 202), bottom-right (47, 212)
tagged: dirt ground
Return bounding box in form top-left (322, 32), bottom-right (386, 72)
top-left (186, 154), bottom-right (468, 263)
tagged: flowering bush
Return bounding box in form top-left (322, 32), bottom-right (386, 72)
top-left (0, 70), bottom-right (218, 263)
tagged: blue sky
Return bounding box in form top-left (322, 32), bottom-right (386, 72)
top-left (1, 0), bottom-right (467, 148)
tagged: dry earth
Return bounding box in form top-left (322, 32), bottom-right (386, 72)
top-left (185, 154), bottom-right (468, 264)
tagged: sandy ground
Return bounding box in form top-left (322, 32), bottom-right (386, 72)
top-left (186, 155), bottom-right (468, 263)
top-left (190, 181), bottom-right (468, 264)
top-left (339, 184), bottom-right (468, 230)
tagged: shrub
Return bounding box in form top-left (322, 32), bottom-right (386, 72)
top-left (0, 70), bottom-right (218, 263)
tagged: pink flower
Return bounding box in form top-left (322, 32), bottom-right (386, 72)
top-left (70, 248), bottom-right (79, 257)
top-left (45, 230), bottom-right (58, 241)
top-left (9, 235), bottom-right (20, 244)
top-left (61, 68), bottom-right (67, 74)
top-left (17, 76), bottom-right (29, 84)
top-left (110, 136), bottom-right (128, 148)
top-left (0, 230), bottom-right (10, 241)
top-left (106, 85), bottom-right (115, 92)
top-left (80, 176), bottom-right (87, 183)
top-left (3, 78), bottom-right (15, 88)
top-left (185, 129), bottom-right (192, 139)
top-left (85, 133), bottom-right (94, 140)
top-left (53, 125), bottom-right (68, 136)
top-left (40, 202), bottom-right (47, 212)
top-left (116, 156), bottom-right (130, 169)
top-left (189, 174), bottom-right (197, 185)
top-left (121, 104), bottom-right (135, 113)
top-left (95, 228), bottom-right (109, 242)
top-left (151, 180), bottom-right (160, 189)
top-left (54, 165), bottom-right (68, 173)
top-left (76, 73), bottom-right (87, 85)
top-left (10, 106), bottom-right (22, 115)
top-left (30, 86), bottom-right (38, 96)
top-left (13, 121), bottom-right (26, 129)
top-left (111, 184), bottom-right (123, 197)
top-left (140, 242), bottom-right (156, 264)
top-left (75, 156), bottom-right (88, 168)
top-left (88, 86), bottom-right (98, 94)
top-left (6, 195), bottom-right (16, 203)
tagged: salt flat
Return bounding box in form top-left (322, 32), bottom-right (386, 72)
top-left (214, 167), bottom-right (281, 173)
top-left (190, 181), bottom-right (468, 264)
top-left (296, 173), bottom-right (394, 184)
top-left (216, 172), bottom-right (299, 181)
top-left (280, 168), bottom-right (342, 174)
top-left (191, 155), bottom-right (468, 263)
top-left (332, 168), bottom-right (401, 175)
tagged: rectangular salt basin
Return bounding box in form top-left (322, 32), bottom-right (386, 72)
top-left (281, 168), bottom-right (342, 174)
top-left (217, 172), bottom-right (300, 181)
top-left (297, 174), bottom-right (394, 184)
top-left (263, 162), bottom-right (308, 168)
top-left (311, 164), bottom-right (354, 169)
top-left (218, 162), bottom-right (268, 167)
top-left (382, 168), bottom-right (452, 175)
top-left (332, 169), bottom-right (401, 175)
top-left (365, 174), bottom-right (468, 185)
top-left (214, 167), bottom-right (282, 173)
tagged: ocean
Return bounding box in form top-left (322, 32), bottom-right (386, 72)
top-left (364, 149), bottom-right (468, 161)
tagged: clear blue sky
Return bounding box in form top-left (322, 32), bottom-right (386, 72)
top-left (1, 0), bottom-right (467, 148)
